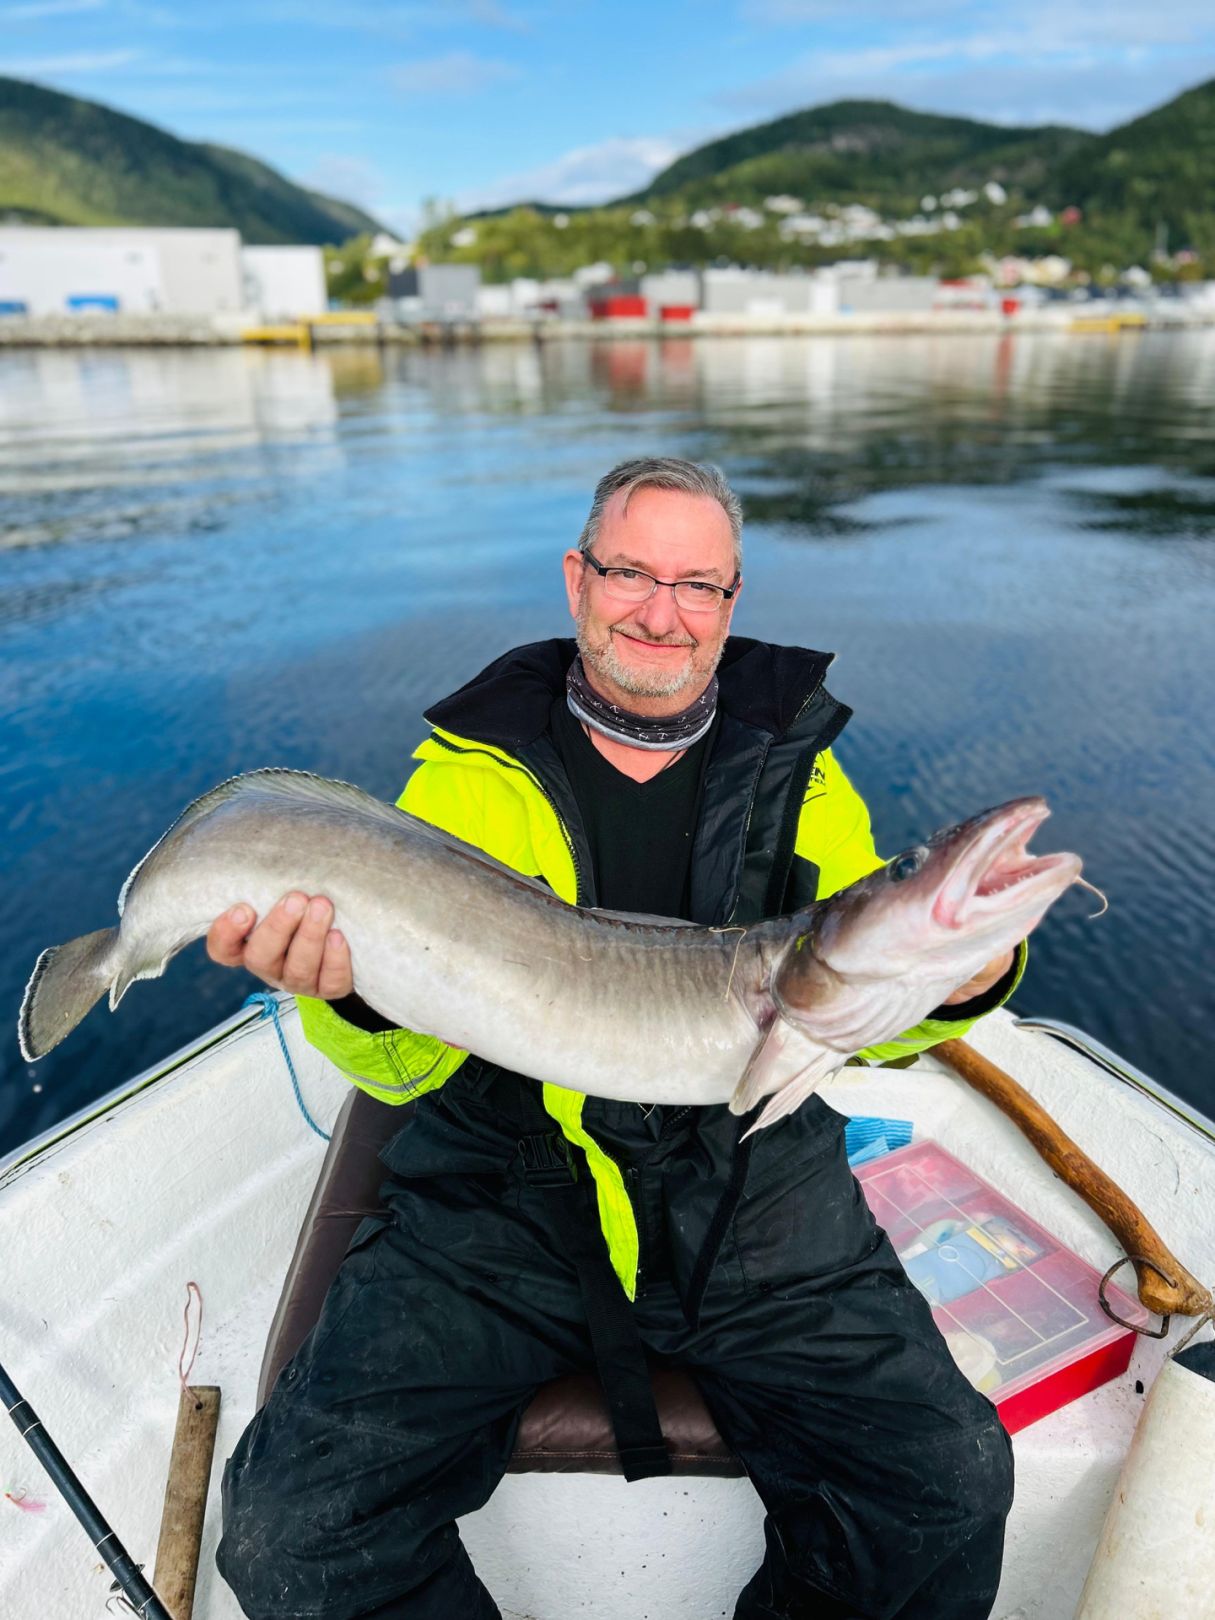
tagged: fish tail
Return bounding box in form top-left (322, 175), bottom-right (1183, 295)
top-left (18, 926), bottom-right (120, 1061)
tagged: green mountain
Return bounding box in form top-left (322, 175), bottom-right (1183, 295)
top-left (1047, 78), bottom-right (1215, 251)
top-left (0, 77), bottom-right (385, 243)
top-left (434, 79), bottom-right (1215, 282)
top-left (628, 99), bottom-right (1092, 213)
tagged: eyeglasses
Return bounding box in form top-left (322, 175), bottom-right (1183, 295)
top-left (581, 552), bottom-right (740, 613)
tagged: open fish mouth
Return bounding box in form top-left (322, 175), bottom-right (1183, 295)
top-left (932, 799), bottom-right (1082, 930)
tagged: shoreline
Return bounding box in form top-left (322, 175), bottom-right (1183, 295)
top-left (0, 308), bottom-right (1211, 348)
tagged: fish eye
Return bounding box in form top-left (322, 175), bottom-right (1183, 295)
top-left (889, 847), bottom-right (928, 882)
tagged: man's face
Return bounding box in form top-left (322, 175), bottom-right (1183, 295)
top-left (562, 486), bottom-right (741, 710)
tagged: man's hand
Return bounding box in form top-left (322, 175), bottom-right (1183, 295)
top-left (206, 893), bottom-right (354, 1000)
top-left (942, 948), bottom-right (1015, 1007)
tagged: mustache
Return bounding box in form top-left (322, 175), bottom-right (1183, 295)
top-left (612, 625), bottom-right (697, 649)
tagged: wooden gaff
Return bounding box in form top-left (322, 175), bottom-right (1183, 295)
top-left (934, 1038), bottom-right (1212, 1320)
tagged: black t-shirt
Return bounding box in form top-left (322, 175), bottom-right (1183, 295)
top-left (549, 695), bottom-right (718, 920)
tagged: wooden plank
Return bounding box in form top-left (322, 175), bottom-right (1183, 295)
top-left (153, 1385), bottom-right (221, 1620)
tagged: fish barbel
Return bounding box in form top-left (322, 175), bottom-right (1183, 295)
top-left (18, 770), bottom-right (1083, 1133)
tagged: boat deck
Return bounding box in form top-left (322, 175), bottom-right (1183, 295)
top-left (1, 1003), bottom-right (1211, 1619)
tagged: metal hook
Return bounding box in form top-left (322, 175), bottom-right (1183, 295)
top-left (1098, 1255), bottom-right (1174, 1339)
top-left (1168, 1309), bottom-right (1215, 1361)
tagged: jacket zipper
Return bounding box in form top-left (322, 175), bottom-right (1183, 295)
top-left (726, 735), bottom-right (772, 925)
top-left (661, 1105), bottom-right (692, 1137)
top-left (624, 1166), bottom-right (645, 1291)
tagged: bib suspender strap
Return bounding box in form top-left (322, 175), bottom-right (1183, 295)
top-left (516, 1130), bottom-right (671, 1483)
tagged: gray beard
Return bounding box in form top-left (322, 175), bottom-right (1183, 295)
top-left (576, 607), bottom-right (719, 700)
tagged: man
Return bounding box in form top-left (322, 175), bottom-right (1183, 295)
top-left (212, 458), bottom-right (1019, 1620)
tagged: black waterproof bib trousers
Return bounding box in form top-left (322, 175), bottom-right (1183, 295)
top-left (217, 1067), bottom-right (1013, 1620)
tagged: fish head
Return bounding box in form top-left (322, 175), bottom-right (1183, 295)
top-left (777, 797), bottom-right (1082, 1008)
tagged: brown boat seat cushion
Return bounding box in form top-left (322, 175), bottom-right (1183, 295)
top-left (259, 1084), bottom-right (744, 1477)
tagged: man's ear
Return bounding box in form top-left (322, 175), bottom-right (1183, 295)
top-left (562, 549), bottom-right (585, 621)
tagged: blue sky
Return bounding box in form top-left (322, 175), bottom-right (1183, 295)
top-left (2, 0), bottom-right (1214, 233)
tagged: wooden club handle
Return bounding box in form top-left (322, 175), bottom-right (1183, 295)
top-left (154, 1385), bottom-right (221, 1620)
top-left (934, 1038), bottom-right (1212, 1320)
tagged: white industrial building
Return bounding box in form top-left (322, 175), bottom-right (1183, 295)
top-left (241, 245), bottom-right (327, 319)
top-left (0, 227), bottom-right (245, 317)
top-left (698, 267), bottom-right (838, 318)
top-left (836, 273), bottom-right (942, 314)
top-left (0, 229), bottom-right (327, 320)
top-left (384, 263), bottom-right (482, 323)
top-left (690, 265), bottom-right (942, 320)
top-left (639, 270), bottom-right (701, 312)
top-left (476, 277), bottom-right (587, 320)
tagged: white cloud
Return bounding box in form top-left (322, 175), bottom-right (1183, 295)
top-left (718, 6), bottom-right (1215, 131)
top-left (387, 50), bottom-right (519, 96)
top-left (745, 0), bottom-right (965, 19)
top-left (894, 59), bottom-right (1214, 132)
top-left (466, 0), bottom-right (530, 33)
top-left (259, 0), bottom-right (530, 34)
top-left (0, 0), bottom-right (105, 19)
top-left (0, 47), bottom-right (138, 73)
top-left (457, 134), bottom-right (685, 210)
top-left (743, 0), bottom-right (1215, 44)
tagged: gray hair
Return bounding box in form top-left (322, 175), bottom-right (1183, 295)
top-left (578, 457), bottom-right (743, 572)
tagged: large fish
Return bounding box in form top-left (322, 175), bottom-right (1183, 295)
top-left (18, 770), bottom-right (1083, 1133)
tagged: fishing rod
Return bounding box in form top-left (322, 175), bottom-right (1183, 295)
top-left (0, 1355), bottom-right (172, 1619)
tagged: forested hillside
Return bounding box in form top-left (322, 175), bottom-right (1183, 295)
top-left (0, 77), bottom-right (384, 243)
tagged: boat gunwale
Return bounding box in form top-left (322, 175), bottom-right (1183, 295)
top-left (1013, 1016), bottom-right (1215, 1145)
top-left (5, 1001), bottom-right (1214, 1188)
top-left (0, 992), bottom-right (291, 1189)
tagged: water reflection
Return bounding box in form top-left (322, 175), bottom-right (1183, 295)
top-left (1070, 486), bottom-right (1215, 538)
top-left (0, 349), bottom-right (341, 551)
top-left (1, 331), bottom-right (1213, 1156)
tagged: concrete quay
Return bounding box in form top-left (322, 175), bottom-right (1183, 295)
top-left (0, 307), bottom-right (1210, 348)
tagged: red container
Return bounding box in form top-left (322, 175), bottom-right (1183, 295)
top-left (1001, 297), bottom-right (1021, 317)
top-left (660, 304), bottom-right (695, 322)
top-left (589, 295), bottom-right (648, 319)
top-left (855, 1140), bottom-right (1146, 1432)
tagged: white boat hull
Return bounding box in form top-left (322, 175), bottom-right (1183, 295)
top-left (1, 1004), bottom-right (1212, 1619)
top-left (1076, 1350), bottom-right (1215, 1619)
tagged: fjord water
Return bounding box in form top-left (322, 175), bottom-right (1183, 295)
top-left (2, 332), bottom-right (1212, 1157)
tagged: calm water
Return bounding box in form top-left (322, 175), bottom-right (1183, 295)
top-left (2, 332), bottom-right (1213, 1157)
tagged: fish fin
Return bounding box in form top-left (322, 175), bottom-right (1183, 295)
top-left (118, 768), bottom-right (413, 916)
top-left (109, 951), bottom-right (173, 1011)
top-left (118, 767), bottom-right (548, 917)
top-left (739, 1049), bottom-right (846, 1140)
top-left (18, 927), bottom-right (119, 1061)
top-left (729, 1015), bottom-right (834, 1118)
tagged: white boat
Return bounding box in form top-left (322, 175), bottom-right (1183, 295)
top-left (1, 1001), bottom-right (1212, 1620)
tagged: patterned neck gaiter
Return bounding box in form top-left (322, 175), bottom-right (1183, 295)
top-left (566, 657), bottom-right (718, 752)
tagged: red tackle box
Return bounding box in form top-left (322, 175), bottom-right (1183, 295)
top-left (855, 1139), bottom-right (1147, 1432)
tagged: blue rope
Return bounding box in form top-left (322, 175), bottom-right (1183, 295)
top-left (242, 991), bottom-right (331, 1142)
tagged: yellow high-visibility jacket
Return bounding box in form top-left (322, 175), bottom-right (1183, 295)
top-left (298, 637), bottom-right (1025, 1295)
